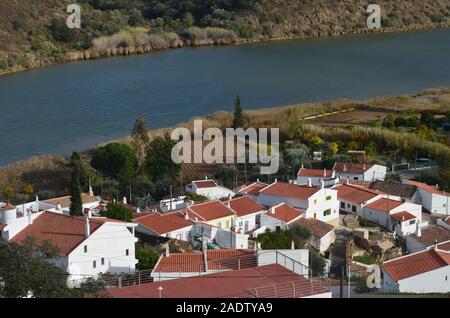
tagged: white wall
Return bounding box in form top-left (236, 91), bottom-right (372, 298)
top-left (235, 213), bottom-right (259, 233)
top-left (135, 224), bottom-right (192, 242)
top-left (397, 266), bottom-right (450, 293)
top-left (67, 223), bottom-right (138, 283)
top-left (257, 249), bottom-right (310, 277)
top-left (194, 187), bottom-right (235, 200)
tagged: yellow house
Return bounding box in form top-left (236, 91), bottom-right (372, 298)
top-left (187, 200), bottom-right (235, 230)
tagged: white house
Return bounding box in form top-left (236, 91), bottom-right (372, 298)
top-left (405, 180), bottom-right (450, 215)
top-left (381, 247), bottom-right (450, 294)
top-left (332, 162), bottom-right (387, 181)
top-left (10, 211), bottom-right (138, 285)
top-left (187, 200), bottom-right (236, 230)
top-left (185, 178), bottom-right (235, 200)
top-left (334, 183), bottom-right (385, 216)
top-left (133, 210), bottom-right (194, 241)
top-left (406, 224), bottom-right (450, 253)
top-left (296, 166), bottom-right (337, 187)
top-left (362, 197), bottom-right (422, 237)
top-left (260, 203), bottom-right (304, 232)
top-left (226, 196), bottom-right (266, 234)
top-left (159, 196), bottom-right (193, 213)
top-left (295, 218), bottom-right (336, 254)
top-left (258, 181), bottom-right (340, 226)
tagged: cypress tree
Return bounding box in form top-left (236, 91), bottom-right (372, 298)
top-left (69, 152), bottom-right (83, 216)
top-left (232, 95), bottom-right (245, 129)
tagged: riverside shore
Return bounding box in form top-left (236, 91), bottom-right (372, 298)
top-left (0, 22), bottom-right (448, 77)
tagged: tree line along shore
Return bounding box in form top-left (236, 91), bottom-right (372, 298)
top-left (1, 87), bottom-right (449, 207)
top-left (0, 0), bottom-right (449, 75)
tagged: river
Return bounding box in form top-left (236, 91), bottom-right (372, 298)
top-left (1, 28), bottom-right (450, 166)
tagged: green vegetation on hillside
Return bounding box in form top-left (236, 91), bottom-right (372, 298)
top-left (0, 0), bottom-right (449, 72)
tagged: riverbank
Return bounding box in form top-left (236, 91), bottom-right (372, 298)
top-left (1, 22), bottom-right (448, 77)
top-left (2, 86), bottom-right (449, 200)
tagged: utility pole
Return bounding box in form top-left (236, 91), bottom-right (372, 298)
top-left (129, 178), bottom-right (132, 205)
top-left (169, 185), bottom-right (173, 212)
top-left (339, 265), bottom-right (344, 298)
top-left (347, 265), bottom-right (351, 298)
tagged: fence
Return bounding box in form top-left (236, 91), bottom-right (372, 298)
top-left (244, 277), bottom-right (331, 298)
top-left (392, 161), bottom-right (436, 172)
top-left (102, 269), bottom-right (153, 288)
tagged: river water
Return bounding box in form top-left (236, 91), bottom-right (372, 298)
top-left (1, 28), bottom-right (450, 166)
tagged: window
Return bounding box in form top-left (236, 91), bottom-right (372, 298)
top-left (347, 203), bottom-right (350, 208)
top-left (217, 222), bottom-right (222, 228)
top-left (101, 258), bottom-right (105, 266)
top-left (126, 249), bottom-right (129, 256)
top-left (409, 220), bottom-right (415, 225)
top-left (352, 206), bottom-right (356, 213)
top-left (340, 202), bottom-right (345, 209)
top-left (323, 209), bottom-right (332, 217)
top-left (84, 245), bottom-right (87, 253)
top-left (353, 177), bottom-right (359, 180)
top-left (93, 261), bottom-right (96, 268)
top-left (313, 199), bottom-right (317, 204)
top-left (239, 221), bottom-right (243, 227)
top-left (326, 195), bottom-right (332, 201)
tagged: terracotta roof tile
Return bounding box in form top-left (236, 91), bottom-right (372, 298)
top-left (41, 193), bottom-right (98, 209)
top-left (11, 211), bottom-right (102, 256)
top-left (390, 211), bottom-right (416, 222)
top-left (109, 264), bottom-right (329, 298)
top-left (227, 196), bottom-right (265, 217)
top-left (154, 249), bottom-right (256, 273)
top-left (297, 168), bottom-right (333, 178)
top-left (334, 184), bottom-right (383, 204)
top-left (188, 200), bottom-right (235, 221)
top-left (260, 182), bottom-right (320, 201)
top-left (406, 180), bottom-right (450, 197)
top-left (266, 203), bottom-right (303, 223)
top-left (364, 198), bottom-right (403, 212)
top-left (192, 180), bottom-right (217, 188)
top-left (133, 211), bottom-right (193, 235)
top-left (370, 179), bottom-right (417, 199)
top-left (333, 162), bottom-right (374, 174)
top-left (382, 249), bottom-right (450, 282)
top-left (239, 182), bottom-right (269, 196)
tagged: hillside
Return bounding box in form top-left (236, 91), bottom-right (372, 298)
top-left (0, 0), bottom-right (449, 73)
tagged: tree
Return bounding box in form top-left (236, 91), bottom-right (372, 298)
top-left (69, 153), bottom-right (83, 216)
top-left (130, 116), bottom-right (150, 169)
top-left (308, 136), bottom-right (323, 151)
top-left (91, 143), bottom-right (138, 179)
top-left (2, 186), bottom-right (14, 202)
top-left (232, 95), bottom-right (244, 129)
top-left (214, 165), bottom-right (238, 189)
top-left (0, 238), bottom-right (105, 298)
top-left (420, 110), bottom-right (435, 128)
top-left (50, 17), bottom-right (76, 42)
top-left (144, 135), bottom-right (181, 182)
top-left (135, 243), bottom-right (160, 270)
top-left (100, 203), bottom-right (132, 221)
top-left (310, 250), bottom-right (326, 277)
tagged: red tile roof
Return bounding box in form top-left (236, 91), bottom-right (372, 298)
top-left (298, 168), bottom-right (333, 178)
top-left (266, 203), bottom-right (303, 223)
top-left (382, 249), bottom-right (450, 282)
top-left (239, 181), bottom-right (269, 196)
top-left (334, 184), bottom-right (383, 204)
top-left (390, 211), bottom-right (416, 222)
top-left (444, 217), bottom-right (450, 226)
top-left (11, 212), bottom-right (102, 256)
top-left (260, 182), bottom-right (320, 201)
top-left (406, 180), bottom-right (450, 197)
top-left (438, 241), bottom-right (450, 251)
top-left (333, 162), bottom-right (374, 174)
top-left (154, 249), bottom-right (256, 273)
top-left (133, 211), bottom-right (193, 235)
top-left (109, 264), bottom-right (329, 298)
top-left (411, 224), bottom-right (450, 247)
top-left (192, 180), bottom-right (217, 188)
top-left (227, 196), bottom-right (265, 217)
top-left (188, 200), bottom-right (235, 221)
top-left (364, 198), bottom-right (403, 212)
top-left (41, 193), bottom-right (98, 208)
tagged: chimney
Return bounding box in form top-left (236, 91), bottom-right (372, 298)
top-left (85, 216), bottom-right (90, 237)
top-left (34, 195), bottom-right (40, 212)
top-left (343, 163), bottom-right (347, 172)
top-left (346, 177), bottom-right (350, 185)
top-left (184, 212), bottom-right (189, 220)
top-left (89, 179), bottom-right (94, 197)
top-left (274, 178), bottom-right (278, 183)
top-left (123, 196), bottom-right (127, 205)
top-left (256, 178), bottom-right (260, 183)
top-left (416, 223), bottom-right (422, 238)
top-left (308, 178), bottom-right (312, 187)
top-left (323, 168), bottom-right (327, 177)
top-left (301, 163), bottom-right (304, 169)
top-left (165, 244), bottom-right (170, 257)
top-left (56, 203), bottom-right (62, 211)
top-left (27, 209), bottom-right (33, 225)
top-left (87, 209), bottom-right (92, 218)
top-left (270, 206), bottom-right (275, 214)
top-left (320, 180), bottom-right (325, 189)
top-left (205, 176), bottom-right (208, 180)
top-left (291, 240), bottom-right (295, 250)
top-left (363, 162), bottom-right (366, 170)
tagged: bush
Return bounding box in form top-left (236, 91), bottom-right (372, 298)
top-left (135, 243), bottom-right (160, 270)
top-left (0, 59), bottom-right (8, 70)
top-left (91, 143), bottom-right (138, 179)
top-left (353, 252), bottom-right (378, 265)
top-left (100, 202), bottom-right (133, 221)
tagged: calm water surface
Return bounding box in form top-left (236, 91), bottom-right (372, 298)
top-left (1, 28), bottom-right (450, 165)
